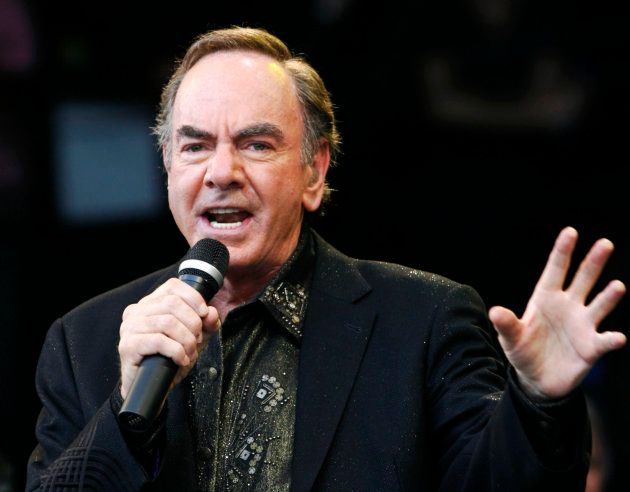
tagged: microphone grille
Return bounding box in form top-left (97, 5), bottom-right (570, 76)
top-left (180, 238), bottom-right (230, 277)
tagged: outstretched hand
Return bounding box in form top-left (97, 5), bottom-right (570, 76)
top-left (489, 227), bottom-right (627, 400)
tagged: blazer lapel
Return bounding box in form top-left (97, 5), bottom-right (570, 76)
top-left (291, 235), bottom-right (375, 491)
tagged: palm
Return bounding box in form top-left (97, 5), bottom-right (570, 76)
top-left (489, 227), bottom-right (627, 400)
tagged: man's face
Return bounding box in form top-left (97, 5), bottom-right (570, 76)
top-left (167, 51), bottom-right (326, 278)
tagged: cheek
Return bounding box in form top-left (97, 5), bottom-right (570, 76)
top-left (271, 166), bottom-right (309, 199)
top-left (168, 171), bottom-right (199, 216)
top-left (167, 175), bottom-right (182, 211)
top-left (268, 178), bottom-right (305, 214)
top-left (169, 167), bottom-right (203, 196)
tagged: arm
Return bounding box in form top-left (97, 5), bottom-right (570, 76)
top-left (27, 278), bottom-right (221, 490)
top-left (428, 227), bottom-right (625, 490)
top-left (426, 284), bottom-right (590, 491)
top-left (26, 319), bottom-right (148, 491)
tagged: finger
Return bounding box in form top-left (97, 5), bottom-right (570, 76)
top-left (119, 333), bottom-right (191, 368)
top-left (126, 294), bottom-right (203, 329)
top-left (593, 331), bottom-right (627, 359)
top-left (139, 277), bottom-right (209, 317)
top-left (121, 300), bottom-right (204, 348)
top-left (121, 296), bottom-right (204, 356)
top-left (588, 280), bottom-right (626, 325)
top-left (566, 238), bottom-right (614, 301)
top-left (535, 227), bottom-right (578, 291)
top-left (488, 306), bottom-right (522, 346)
top-left (124, 314), bottom-right (201, 356)
top-left (201, 307), bottom-right (222, 337)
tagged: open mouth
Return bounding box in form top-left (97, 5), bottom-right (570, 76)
top-left (204, 208), bottom-right (252, 229)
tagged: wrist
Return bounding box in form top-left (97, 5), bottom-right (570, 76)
top-left (513, 369), bottom-right (552, 403)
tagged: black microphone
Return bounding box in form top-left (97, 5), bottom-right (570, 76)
top-left (118, 238), bottom-right (229, 431)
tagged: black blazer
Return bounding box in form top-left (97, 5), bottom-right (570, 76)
top-left (27, 233), bottom-right (589, 491)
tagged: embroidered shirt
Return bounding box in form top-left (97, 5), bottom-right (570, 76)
top-left (187, 227), bottom-right (314, 491)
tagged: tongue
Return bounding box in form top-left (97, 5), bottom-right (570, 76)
top-left (214, 211), bottom-right (249, 223)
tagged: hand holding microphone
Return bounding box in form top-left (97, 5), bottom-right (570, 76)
top-left (118, 239), bottom-right (229, 431)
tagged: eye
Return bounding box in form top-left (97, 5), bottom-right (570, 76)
top-left (247, 142), bottom-right (271, 152)
top-left (183, 143), bottom-right (205, 153)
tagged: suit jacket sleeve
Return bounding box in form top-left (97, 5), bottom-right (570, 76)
top-left (426, 283), bottom-right (590, 490)
top-left (26, 317), bottom-right (148, 491)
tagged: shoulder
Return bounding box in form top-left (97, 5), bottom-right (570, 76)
top-left (312, 230), bottom-right (473, 303)
top-left (357, 259), bottom-right (459, 295)
top-left (35, 265), bottom-right (178, 416)
top-left (355, 259), bottom-right (487, 324)
top-left (309, 231), bottom-right (495, 365)
top-left (58, 264), bottom-right (177, 339)
top-left (39, 265), bottom-right (177, 385)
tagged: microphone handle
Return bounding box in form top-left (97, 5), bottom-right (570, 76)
top-left (118, 355), bottom-right (177, 431)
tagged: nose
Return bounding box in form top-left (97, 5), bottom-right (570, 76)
top-left (204, 144), bottom-right (243, 190)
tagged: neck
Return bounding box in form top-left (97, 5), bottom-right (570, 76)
top-left (209, 225), bottom-right (307, 319)
top-left (210, 266), bottom-right (281, 320)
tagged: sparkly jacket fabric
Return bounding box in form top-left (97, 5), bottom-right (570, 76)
top-left (27, 232), bottom-right (589, 491)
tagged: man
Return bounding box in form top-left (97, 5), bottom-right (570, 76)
top-left (27, 27), bottom-right (626, 491)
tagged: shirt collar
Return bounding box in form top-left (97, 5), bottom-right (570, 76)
top-left (258, 225), bottom-right (315, 342)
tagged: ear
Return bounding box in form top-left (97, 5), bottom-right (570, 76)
top-left (302, 139), bottom-right (331, 212)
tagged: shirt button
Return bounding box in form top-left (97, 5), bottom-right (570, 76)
top-left (199, 446), bottom-right (213, 460)
top-left (208, 367), bottom-right (218, 380)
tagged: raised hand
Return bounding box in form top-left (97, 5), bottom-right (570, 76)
top-left (489, 227), bottom-right (627, 400)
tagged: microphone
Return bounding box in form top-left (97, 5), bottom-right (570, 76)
top-left (118, 238), bottom-right (229, 431)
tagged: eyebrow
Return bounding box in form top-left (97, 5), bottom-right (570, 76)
top-left (175, 123), bottom-right (286, 144)
top-left (176, 125), bottom-right (212, 141)
top-left (235, 123), bottom-right (285, 145)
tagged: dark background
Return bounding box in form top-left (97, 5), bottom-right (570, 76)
top-left (1, 0), bottom-right (628, 490)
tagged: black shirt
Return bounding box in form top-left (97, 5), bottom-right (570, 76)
top-left (187, 227), bottom-right (315, 491)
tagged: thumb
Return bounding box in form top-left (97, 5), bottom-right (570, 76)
top-left (200, 307), bottom-right (221, 343)
top-left (488, 306), bottom-right (522, 346)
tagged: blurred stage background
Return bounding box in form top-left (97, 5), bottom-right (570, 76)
top-left (1, 0), bottom-right (628, 490)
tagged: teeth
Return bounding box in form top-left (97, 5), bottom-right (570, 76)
top-left (210, 221), bottom-right (242, 229)
top-left (205, 207), bottom-right (246, 229)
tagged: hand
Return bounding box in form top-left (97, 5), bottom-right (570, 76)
top-left (118, 278), bottom-right (221, 399)
top-left (489, 227), bottom-right (627, 400)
